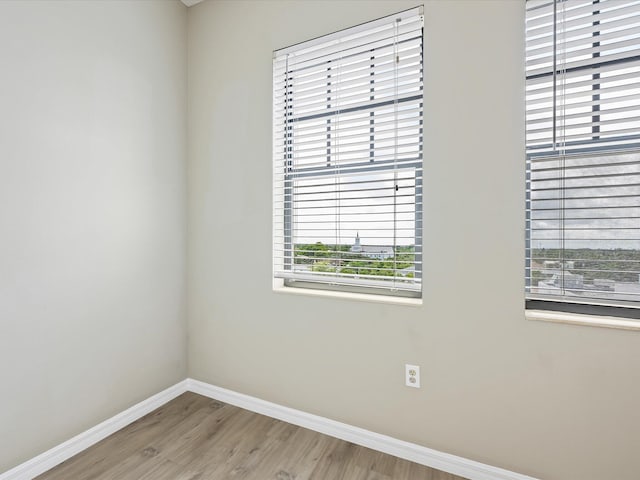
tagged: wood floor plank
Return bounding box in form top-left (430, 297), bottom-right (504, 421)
top-left (171, 408), bottom-right (278, 479)
top-left (93, 398), bottom-right (233, 480)
top-left (199, 415), bottom-right (288, 479)
top-left (361, 447), bottom-right (399, 477)
top-left (35, 392), bottom-right (213, 480)
top-left (340, 461), bottom-right (370, 480)
top-left (246, 423), bottom-right (334, 480)
top-left (136, 459), bottom-right (202, 480)
top-left (307, 437), bottom-right (358, 480)
top-left (36, 393), bottom-right (469, 480)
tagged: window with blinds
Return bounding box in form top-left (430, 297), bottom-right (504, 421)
top-left (273, 7), bottom-right (424, 298)
top-left (525, 0), bottom-right (640, 315)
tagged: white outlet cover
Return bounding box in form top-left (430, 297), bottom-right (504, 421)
top-left (405, 364), bottom-right (420, 388)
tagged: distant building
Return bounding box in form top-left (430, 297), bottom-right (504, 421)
top-left (537, 271), bottom-right (584, 292)
top-left (360, 246), bottom-right (394, 259)
top-left (351, 232), bottom-right (362, 253)
top-left (542, 260), bottom-right (574, 270)
top-left (350, 233), bottom-right (394, 260)
top-left (593, 279), bottom-right (615, 291)
top-left (551, 272), bottom-right (583, 289)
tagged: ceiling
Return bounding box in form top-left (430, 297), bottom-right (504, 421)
top-left (181, 0), bottom-right (204, 6)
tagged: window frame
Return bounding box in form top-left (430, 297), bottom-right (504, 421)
top-left (524, 0), bottom-right (640, 320)
top-left (273, 7), bottom-right (425, 300)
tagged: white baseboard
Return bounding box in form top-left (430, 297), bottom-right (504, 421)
top-left (0, 380), bottom-right (189, 480)
top-left (187, 378), bottom-right (539, 480)
top-left (2, 378), bottom-right (538, 480)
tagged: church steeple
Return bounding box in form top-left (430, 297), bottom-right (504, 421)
top-left (351, 232), bottom-right (362, 253)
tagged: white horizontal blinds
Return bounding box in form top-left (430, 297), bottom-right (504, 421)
top-left (525, 0), bottom-right (640, 306)
top-left (273, 7), bottom-right (424, 296)
top-left (526, 0), bottom-right (640, 154)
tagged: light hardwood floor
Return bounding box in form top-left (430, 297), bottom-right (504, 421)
top-left (36, 392), bottom-right (468, 480)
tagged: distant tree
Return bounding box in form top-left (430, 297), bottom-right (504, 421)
top-left (295, 242), bottom-right (331, 263)
top-left (312, 261), bottom-right (335, 273)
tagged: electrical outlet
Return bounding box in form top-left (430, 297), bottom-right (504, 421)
top-left (405, 364), bottom-right (420, 388)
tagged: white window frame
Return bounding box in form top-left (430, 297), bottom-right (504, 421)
top-left (272, 7), bottom-right (424, 299)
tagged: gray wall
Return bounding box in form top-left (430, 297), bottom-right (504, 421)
top-left (187, 2), bottom-right (640, 480)
top-left (0, 1), bottom-right (188, 472)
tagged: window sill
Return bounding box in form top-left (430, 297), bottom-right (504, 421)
top-left (526, 309), bottom-right (640, 331)
top-left (273, 285), bottom-right (423, 307)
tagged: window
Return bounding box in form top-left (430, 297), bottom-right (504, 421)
top-left (273, 7), bottom-right (424, 298)
top-left (525, 0), bottom-right (640, 317)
